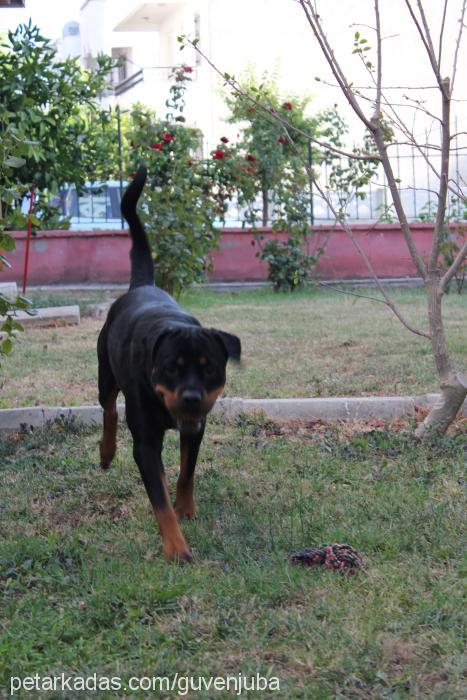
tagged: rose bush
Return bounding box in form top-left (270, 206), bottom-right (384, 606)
top-left (124, 67), bottom-right (245, 296)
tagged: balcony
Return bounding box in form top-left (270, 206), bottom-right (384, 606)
top-left (113, 1), bottom-right (186, 32)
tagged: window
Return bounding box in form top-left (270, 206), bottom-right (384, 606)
top-left (111, 47), bottom-right (133, 84)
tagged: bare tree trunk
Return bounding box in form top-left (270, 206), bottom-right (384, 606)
top-left (182, 1), bottom-right (467, 436)
top-left (415, 272), bottom-right (467, 437)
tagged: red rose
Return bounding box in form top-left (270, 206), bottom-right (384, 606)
top-left (151, 142), bottom-right (163, 150)
top-left (163, 133), bottom-right (174, 143)
top-left (213, 149), bottom-right (226, 160)
top-left (278, 136), bottom-right (286, 145)
top-left (247, 106), bottom-right (254, 113)
top-left (129, 171), bottom-right (137, 178)
top-left (246, 166), bottom-right (255, 174)
top-left (220, 136), bottom-right (229, 143)
top-left (183, 65), bottom-right (193, 73)
top-left (282, 102), bottom-right (293, 110)
top-left (187, 159), bottom-right (193, 166)
top-left (269, 108), bottom-right (277, 114)
top-left (246, 154), bottom-right (256, 162)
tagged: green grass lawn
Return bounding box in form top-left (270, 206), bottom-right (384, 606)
top-left (0, 417), bottom-right (465, 698)
top-left (1, 286), bottom-right (466, 408)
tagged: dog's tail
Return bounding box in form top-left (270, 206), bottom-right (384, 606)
top-left (121, 165), bottom-right (154, 289)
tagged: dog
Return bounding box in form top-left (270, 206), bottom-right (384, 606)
top-left (97, 165), bottom-right (241, 562)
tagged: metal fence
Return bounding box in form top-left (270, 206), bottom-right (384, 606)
top-left (58, 143), bottom-right (466, 230)
top-left (311, 144), bottom-right (466, 224)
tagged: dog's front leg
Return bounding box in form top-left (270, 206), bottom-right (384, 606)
top-left (128, 415), bottom-right (192, 562)
top-left (175, 427), bottom-right (205, 520)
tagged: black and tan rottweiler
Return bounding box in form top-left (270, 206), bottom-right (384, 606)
top-left (97, 165), bottom-right (241, 562)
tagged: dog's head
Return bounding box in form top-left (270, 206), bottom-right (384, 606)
top-left (150, 326), bottom-right (241, 434)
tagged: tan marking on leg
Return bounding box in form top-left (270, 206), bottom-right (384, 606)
top-left (154, 476), bottom-right (192, 562)
top-left (100, 390), bottom-right (119, 469)
top-left (175, 444), bottom-right (196, 519)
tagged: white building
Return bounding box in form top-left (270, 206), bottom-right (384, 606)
top-left (76, 1), bottom-right (466, 142)
top-left (0, 0), bottom-right (465, 221)
top-left (77, 0), bottom-right (322, 149)
top-left (73, 0), bottom-right (466, 222)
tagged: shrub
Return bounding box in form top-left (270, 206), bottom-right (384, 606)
top-left (124, 67), bottom-right (239, 296)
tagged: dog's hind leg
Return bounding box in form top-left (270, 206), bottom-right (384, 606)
top-left (98, 330), bottom-right (119, 469)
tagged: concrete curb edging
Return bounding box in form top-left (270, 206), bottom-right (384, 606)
top-left (0, 305), bottom-right (81, 328)
top-left (0, 394), bottom-right (465, 432)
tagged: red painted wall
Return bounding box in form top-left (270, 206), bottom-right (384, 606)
top-left (2, 224), bottom-right (440, 286)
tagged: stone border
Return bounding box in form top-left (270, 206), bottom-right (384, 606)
top-left (0, 305), bottom-right (80, 328)
top-left (28, 277), bottom-right (424, 293)
top-left (0, 394), bottom-right (464, 432)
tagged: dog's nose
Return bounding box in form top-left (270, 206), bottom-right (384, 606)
top-left (182, 389), bottom-right (202, 407)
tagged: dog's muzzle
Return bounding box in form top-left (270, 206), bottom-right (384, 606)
top-left (176, 418), bottom-right (204, 435)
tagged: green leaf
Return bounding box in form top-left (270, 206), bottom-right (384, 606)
top-left (0, 235), bottom-right (16, 252)
top-left (1, 338), bottom-right (13, 355)
top-left (4, 155), bottom-right (26, 168)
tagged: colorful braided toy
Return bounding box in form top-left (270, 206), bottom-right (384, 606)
top-left (290, 543), bottom-right (365, 575)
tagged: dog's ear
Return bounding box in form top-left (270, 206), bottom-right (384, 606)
top-left (146, 327), bottom-right (176, 363)
top-left (210, 329), bottom-right (241, 362)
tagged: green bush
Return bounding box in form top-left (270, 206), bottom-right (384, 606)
top-left (124, 67), bottom-right (240, 296)
top-left (260, 237), bottom-right (317, 291)
top-left (0, 22), bottom-right (116, 229)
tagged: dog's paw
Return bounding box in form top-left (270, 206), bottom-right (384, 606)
top-left (99, 442), bottom-right (115, 469)
top-left (163, 541), bottom-right (193, 563)
top-left (175, 483), bottom-right (196, 520)
top-left (156, 505), bottom-right (193, 563)
top-left (175, 499), bottom-right (196, 520)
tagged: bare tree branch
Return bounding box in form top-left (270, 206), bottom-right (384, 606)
top-left (439, 239), bottom-right (467, 293)
top-left (295, 1), bottom-right (429, 279)
top-left (438, 0), bottom-right (449, 68)
top-left (374, 0), bottom-right (383, 119)
top-left (298, 0), bottom-right (372, 128)
top-left (403, 0), bottom-right (444, 90)
top-left (180, 36), bottom-right (380, 162)
top-left (278, 121), bottom-right (431, 338)
top-left (430, 77), bottom-right (451, 269)
top-left (377, 94), bottom-right (464, 201)
top-left (315, 78), bottom-right (440, 90)
top-left (416, 1), bottom-right (441, 74)
top-left (318, 282), bottom-right (395, 306)
top-left (451, 0), bottom-right (467, 93)
top-left (400, 95), bottom-right (442, 124)
top-left (368, 126), bottom-right (428, 278)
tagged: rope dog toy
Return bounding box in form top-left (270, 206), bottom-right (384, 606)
top-left (289, 543), bottom-right (365, 575)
